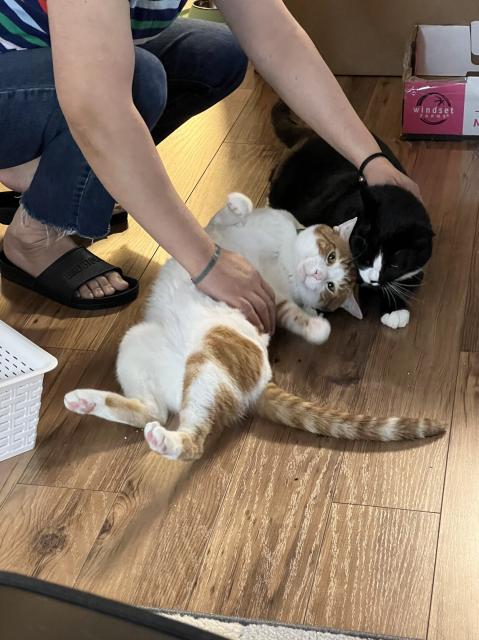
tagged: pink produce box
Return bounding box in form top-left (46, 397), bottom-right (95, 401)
top-left (403, 23), bottom-right (479, 139)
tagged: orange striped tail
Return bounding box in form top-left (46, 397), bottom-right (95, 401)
top-left (256, 383), bottom-right (445, 442)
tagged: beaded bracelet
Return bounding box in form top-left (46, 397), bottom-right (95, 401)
top-left (191, 243), bottom-right (222, 285)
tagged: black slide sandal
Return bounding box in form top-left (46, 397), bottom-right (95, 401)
top-left (0, 190), bottom-right (20, 225)
top-left (0, 246), bottom-right (138, 310)
top-left (0, 191), bottom-right (129, 234)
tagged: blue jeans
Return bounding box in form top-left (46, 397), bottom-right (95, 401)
top-left (0, 19), bottom-right (247, 238)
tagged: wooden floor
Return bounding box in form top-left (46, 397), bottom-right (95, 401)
top-left (0, 72), bottom-right (478, 640)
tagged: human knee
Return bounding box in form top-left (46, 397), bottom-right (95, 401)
top-left (204, 25), bottom-right (248, 94)
top-left (133, 48), bottom-right (168, 130)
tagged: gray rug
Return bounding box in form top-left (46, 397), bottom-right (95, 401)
top-left (155, 609), bottom-right (417, 640)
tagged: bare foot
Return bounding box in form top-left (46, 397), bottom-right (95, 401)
top-left (3, 207), bottom-right (129, 299)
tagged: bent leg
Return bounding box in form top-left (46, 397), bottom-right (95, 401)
top-left (142, 18), bottom-right (248, 143)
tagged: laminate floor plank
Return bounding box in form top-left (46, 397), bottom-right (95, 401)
top-left (0, 484), bottom-right (115, 586)
top-left (226, 78), bottom-right (283, 147)
top-left (461, 206), bottom-right (479, 352)
top-left (19, 347), bottom-right (144, 492)
top-left (305, 504), bottom-right (439, 639)
top-left (74, 421), bottom-right (250, 608)
top-left (339, 76), bottom-right (379, 120)
top-left (428, 353), bottom-right (479, 640)
top-left (187, 418), bottom-right (343, 623)
top-left (160, 86), bottom-right (253, 201)
top-left (186, 142), bottom-right (286, 226)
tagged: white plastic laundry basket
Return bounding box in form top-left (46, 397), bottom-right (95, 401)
top-left (0, 320), bottom-right (58, 462)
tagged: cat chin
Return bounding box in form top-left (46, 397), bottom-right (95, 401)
top-left (303, 277), bottom-right (323, 292)
top-left (294, 282), bottom-right (322, 309)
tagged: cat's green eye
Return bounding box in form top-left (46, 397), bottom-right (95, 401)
top-left (327, 282), bottom-right (335, 292)
top-left (328, 252), bottom-right (336, 264)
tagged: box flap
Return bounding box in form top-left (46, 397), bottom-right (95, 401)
top-left (471, 21), bottom-right (479, 64)
top-left (415, 24), bottom-right (479, 77)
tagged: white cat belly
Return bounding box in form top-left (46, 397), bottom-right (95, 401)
top-left (209, 208), bottom-right (299, 297)
top-left (118, 259), bottom-right (269, 414)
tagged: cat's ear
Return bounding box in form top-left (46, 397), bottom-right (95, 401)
top-left (340, 291), bottom-right (363, 320)
top-left (334, 217), bottom-right (357, 243)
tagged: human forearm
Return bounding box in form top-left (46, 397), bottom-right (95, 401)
top-left (68, 102), bottom-right (276, 331)
top-left (256, 24), bottom-right (382, 168)
top-left (46, 0), bottom-right (276, 331)
top-left (218, 0), bottom-right (381, 168)
top-left (49, 0), bottom-right (213, 276)
top-left (69, 103), bottom-right (214, 276)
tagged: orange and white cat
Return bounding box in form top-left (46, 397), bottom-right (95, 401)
top-left (65, 193), bottom-right (444, 460)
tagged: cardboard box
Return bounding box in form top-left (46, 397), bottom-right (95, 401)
top-left (402, 23), bottom-right (479, 139)
top-left (284, 0), bottom-right (479, 76)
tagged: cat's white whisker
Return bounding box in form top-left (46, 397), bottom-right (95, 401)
top-left (389, 283), bottom-right (409, 303)
top-left (396, 268), bottom-right (423, 282)
top-left (391, 282), bottom-right (420, 302)
top-left (393, 281), bottom-right (422, 288)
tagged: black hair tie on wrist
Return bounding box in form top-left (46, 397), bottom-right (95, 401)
top-left (358, 152), bottom-right (389, 183)
top-left (191, 243), bottom-right (222, 286)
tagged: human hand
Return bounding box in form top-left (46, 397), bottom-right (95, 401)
top-left (363, 157), bottom-right (423, 204)
top-left (196, 249), bottom-right (276, 334)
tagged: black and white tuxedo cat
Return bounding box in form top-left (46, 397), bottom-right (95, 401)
top-left (268, 100), bottom-right (433, 329)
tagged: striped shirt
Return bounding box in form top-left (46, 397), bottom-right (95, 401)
top-left (0, 0), bottom-right (187, 53)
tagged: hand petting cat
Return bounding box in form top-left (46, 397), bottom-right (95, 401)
top-left (197, 249), bottom-right (276, 336)
top-left (362, 157), bottom-right (423, 204)
top-left (269, 101), bottom-right (433, 330)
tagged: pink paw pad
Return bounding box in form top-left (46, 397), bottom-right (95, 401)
top-left (67, 398), bottom-right (96, 414)
top-left (145, 424), bottom-right (172, 455)
top-left (145, 429), bottom-right (158, 448)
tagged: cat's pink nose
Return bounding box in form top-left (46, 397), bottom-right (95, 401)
top-left (313, 269), bottom-right (326, 280)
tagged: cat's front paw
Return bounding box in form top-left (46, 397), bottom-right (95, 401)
top-left (305, 316), bottom-right (331, 344)
top-left (303, 306), bottom-right (318, 317)
top-left (381, 309), bottom-right (410, 330)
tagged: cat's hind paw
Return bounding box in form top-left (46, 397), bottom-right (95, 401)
top-left (64, 389), bottom-right (123, 422)
top-left (64, 389), bottom-right (98, 415)
top-left (305, 316), bottom-right (331, 345)
top-left (226, 192), bottom-right (253, 218)
top-left (381, 309), bottom-right (410, 330)
top-left (144, 422), bottom-right (183, 460)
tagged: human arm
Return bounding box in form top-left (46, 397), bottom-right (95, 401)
top-left (46, 0), bottom-right (275, 332)
top-left (216, 0), bottom-right (421, 200)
